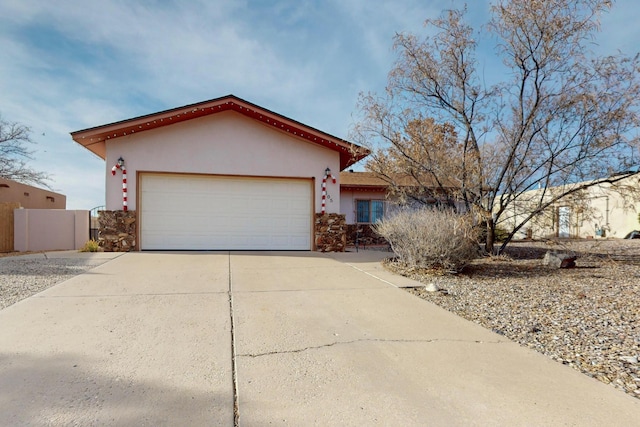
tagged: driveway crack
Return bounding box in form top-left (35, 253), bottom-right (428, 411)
top-left (237, 337), bottom-right (506, 358)
top-left (227, 252), bottom-right (239, 427)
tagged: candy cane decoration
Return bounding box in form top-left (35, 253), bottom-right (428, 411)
top-left (111, 157), bottom-right (128, 211)
top-left (321, 168), bottom-right (336, 215)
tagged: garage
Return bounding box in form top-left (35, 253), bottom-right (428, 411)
top-left (71, 95), bottom-right (370, 252)
top-left (140, 173), bottom-right (313, 250)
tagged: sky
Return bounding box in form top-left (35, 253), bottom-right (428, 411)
top-left (1, 0), bottom-right (639, 210)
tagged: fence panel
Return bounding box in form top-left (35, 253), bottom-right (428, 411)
top-left (13, 209), bottom-right (89, 252)
top-left (0, 203), bottom-right (20, 252)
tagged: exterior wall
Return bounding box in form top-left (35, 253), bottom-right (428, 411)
top-left (104, 111), bottom-right (340, 214)
top-left (339, 189), bottom-right (387, 224)
top-left (577, 190), bottom-right (639, 238)
top-left (500, 180), bottom-right (640, 239)
top-left (0, 178), bottom-right (66, 209)
top-left (14, 209), bottom-right (89, 252)
top-left (314, 213), bottom-right (346, 252)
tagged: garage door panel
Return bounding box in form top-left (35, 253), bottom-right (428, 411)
top-left (140, 174), bottom-right (312, 250)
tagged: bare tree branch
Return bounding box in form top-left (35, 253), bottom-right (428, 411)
top-left (0, 114), bottom-right (51, 188)
top-left (352, 0), bottom-right (640, 254)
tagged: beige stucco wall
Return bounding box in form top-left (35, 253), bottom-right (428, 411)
top-left (340, 189), bottom-right (387, 224)
top-left (570, 184), bottom-right (639, 238)
top-left (14, 209), bottom-right (89, 252)
top-left (499, 179), bottom-right (640, 239)
top-left (104, 111), bottom-right (340, 213)
top-left (0, 178), bottom-right (66, 209)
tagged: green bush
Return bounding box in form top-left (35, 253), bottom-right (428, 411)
top-left (80, 239), bottom-right (100, 252)
top-left (374, 208), bottom-right (478, 272)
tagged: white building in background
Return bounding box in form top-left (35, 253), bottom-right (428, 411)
top-left (500, 175), bottom-right (640, 239)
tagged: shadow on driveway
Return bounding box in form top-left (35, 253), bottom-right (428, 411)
top-left (0, 352), bottom-right (232, 426)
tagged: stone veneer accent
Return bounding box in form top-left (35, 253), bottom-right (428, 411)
top-left (98, 210), bottom-right (136, 252)
top-left (98, 211), bottom-right (346, 252)
top-left (315, 213), bottom-right (346, 252)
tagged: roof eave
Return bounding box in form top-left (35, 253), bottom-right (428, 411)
top-left (70, 95), bottom-right (369, 168)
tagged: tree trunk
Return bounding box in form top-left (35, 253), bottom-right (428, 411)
top-left (485, 218), bottom-right (495, 255)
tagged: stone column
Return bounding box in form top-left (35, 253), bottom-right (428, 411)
top-left (314, 213), bottom-right (346, 252)
top-left (98, 210), bottom-right (136, 252)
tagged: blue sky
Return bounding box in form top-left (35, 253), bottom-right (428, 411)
top-left (1, 0), bottom-right (638, 210)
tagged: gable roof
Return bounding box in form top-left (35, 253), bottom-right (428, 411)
top-left (70, 95), bottom-right (369, 170)
top-left (340, 171), bottom-right (459, 191)
top-left (340, 171), bottom-right (388, 191)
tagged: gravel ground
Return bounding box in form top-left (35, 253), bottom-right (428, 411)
top-left (392, 239), bottom-right (640, 399)
top-left (0, 253), bottom-right (112, 310)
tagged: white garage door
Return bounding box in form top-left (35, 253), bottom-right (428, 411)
top-left (140, 174), bottom-right (312, 250)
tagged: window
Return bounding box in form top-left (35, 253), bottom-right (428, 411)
top-left (356, 200), bottom-right (385, 223)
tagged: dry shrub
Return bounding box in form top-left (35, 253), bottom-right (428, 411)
top-left (80, 239), bottom-right (100, 253)
top-left (374, 208), bottom-right (478, 272)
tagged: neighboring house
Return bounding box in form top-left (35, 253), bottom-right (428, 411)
top-left (0, 178), bottom-right (66, 209)
top-left (0, 178), bottom-right (68, 252)
top-left (500, 175), bottom-right (640, 239)
top-left (71, 95), bottom-right (368, 251)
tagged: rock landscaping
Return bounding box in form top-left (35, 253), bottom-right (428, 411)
top-left (0, 255), bottom-right (112, 310)
top-left (392, 239), bottom-right (640, 399)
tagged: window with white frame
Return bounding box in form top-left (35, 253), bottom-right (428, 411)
top-left (356, 199), bottom-right (385, 223)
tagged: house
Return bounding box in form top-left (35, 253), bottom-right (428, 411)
top-left (0, 179), bottom-right (70, 252)
top-left (338, 171), bottom-right (389, 245)
top-left (500, 175), bottom-right (640, 239)
top-left (338, 171), bottom-right (463, 245)
top-left (0, 178), bottom-right (66, 209)
top-left (339, 171), bottom-right (388, 224)
top-left (71, 95), bottom-right (368, 251)
top-left (341, 169), bottom-right (640, 241)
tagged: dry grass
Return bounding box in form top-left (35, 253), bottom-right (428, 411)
top-left (374, 208), bottom-right (478, 272)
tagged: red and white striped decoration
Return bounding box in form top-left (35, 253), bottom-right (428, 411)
top-left (111, 158), bottom-right (128, 211)
top-left (321, 169), bottom-right (336, 215)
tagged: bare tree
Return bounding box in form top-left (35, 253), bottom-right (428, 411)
top-left (353, 0), bottom-right (640, 254)
top-left (0, 115), bottom-right (50, 188)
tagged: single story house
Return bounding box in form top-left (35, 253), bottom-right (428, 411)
top-left (0, 178), bottom-right (66, 209)
top-left (499, 175), bottom-right (640, 239)
top-left (71, 95), bottom-right (368, 251)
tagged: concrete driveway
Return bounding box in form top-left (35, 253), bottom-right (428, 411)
top-left (0, 251), bottom-right (639, 426)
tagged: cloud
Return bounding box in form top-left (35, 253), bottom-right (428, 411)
top-left (2, 0), bottom-right (637, 209)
